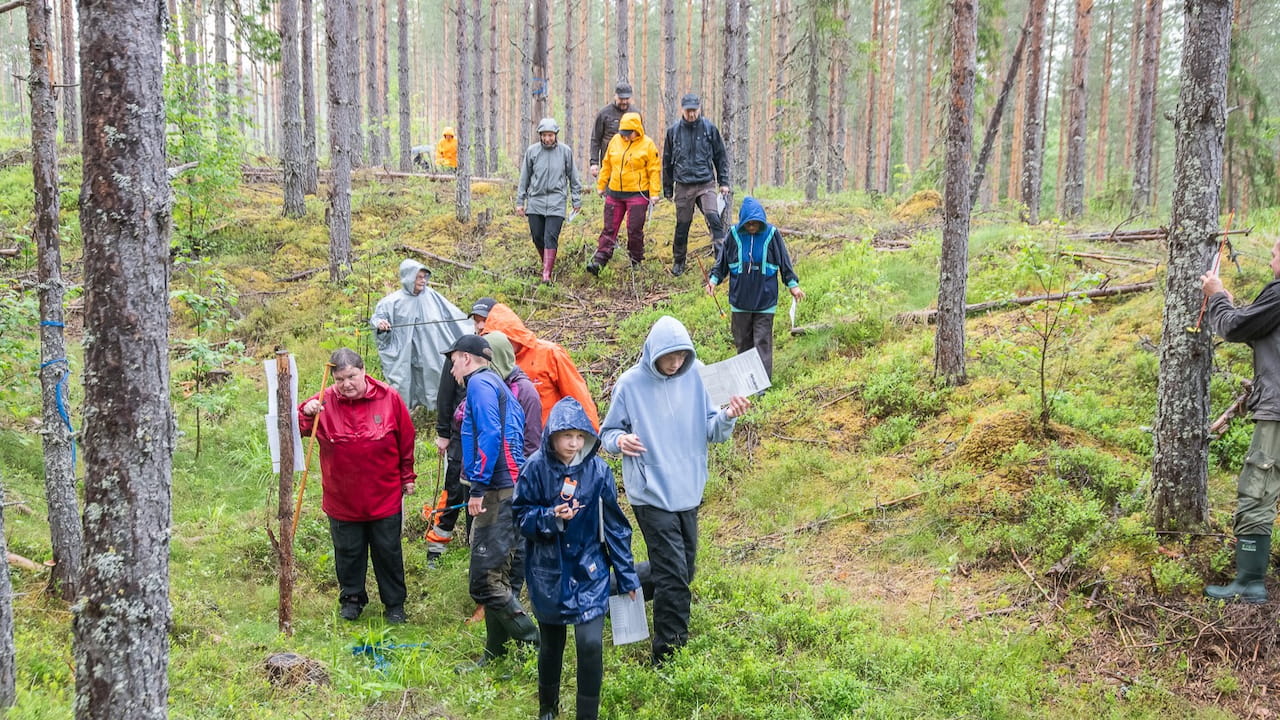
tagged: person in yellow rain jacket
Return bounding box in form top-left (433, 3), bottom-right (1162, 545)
top-left (586, 112), bottom-right (661, 275)
top-left (435, 127), bottom-right (458, 171)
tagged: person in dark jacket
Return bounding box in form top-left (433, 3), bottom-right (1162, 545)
top-left (1202, 238), bottom-right (1280, 603)
top-left (706, 197), bottom-right (804, 380)
top-left (516, 118), bottom-right (583, 282)
top-left (588, 82), bottom-right (639, 179)
top-left (515, 397), bottom-right (640, 720)
top-left (445, 334), bottom-right (538, 666)
top-left (298, 348), bottom-right (415, 624)
top-left (662, 93), bottom-right (730, 276)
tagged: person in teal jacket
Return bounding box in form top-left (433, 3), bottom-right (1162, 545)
top-left (515, 397), bottom-right (639, 720)
top-left (600, 315), bottom-right (750, 665)
top-left (706, 196), bottom-right (804, 380)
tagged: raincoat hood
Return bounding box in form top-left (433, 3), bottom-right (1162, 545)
top-left (486, 331), bottom-right (518, 379)
top-left (736, 196), bottom-right (769, 231)
top-left (398, 259), bottom-right (430, 295)
top-left (619, 112), bottom-right (645, 138)
top-left (536, 117), bottom-right (560, 134)
top-left (639, 315), bottom-right (697, 380)
top-left (541, 397), bottom-right (600, 468)
top-left (442, 126), bottom-right (455, 138)
top-left (480, 303), bottom-right (539, 351)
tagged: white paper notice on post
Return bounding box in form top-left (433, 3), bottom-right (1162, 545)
top-left (608, 586), bottom-right (649, 646)
top-left (264, 356), bottom-right (306, 473)
top-left (697, 348), bottom-right (771, 408)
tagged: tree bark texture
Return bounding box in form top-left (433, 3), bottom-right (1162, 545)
top-left (662, 0), bottom-right (676, 128)
top-left (564, 0), bottom-right (578, 159)
top-left (1123, 0), bottom-right (1144, 175)
top-left (327, 0), bottom-right (356, 281)
top-left (486, 0), bottom-right (497, 174)
top-left (1094, 5), bottom-right (1113, 188)
top-left (281, 0), bottom-right (306, 217)
top-left (936, 0), bottom-right (976, 387)
top-left (58, 0), bottom-right (77, 145)
top-left (1151, 0), bottom-right (1232, 532)
top-left (970, 11), bottom-right (1029, 209)
top-left (1062, 0), bottom-right (1092, 219)
top-left (74, 1), bottom-right (174, 717)
top-left (397, 0), bottom-right (409, 170)
top-left (214, 0), bottom-right (228, 125)
top-left (1020, 0), bottom-right (1047, 224)
top-left (275, 353), bottom-right (295, 635)
top-left (301, 0), bottom-right (318, 193)
top-left (722, 0), bottom-right (742, 189)
top-left (863, 0), bottom-right (880, 192)
top-left (365, 0), bottom-right (381, 166)
top-left (0, 480), bottom-right (14, 709)
top-left (531, 0), bottom-right (547, 130)
top-left (30, 0), bottom-right (83, 603)
top-left (455, 0), bottom-right (472, 221)
top-left (615, 0), bottom-right (628, 82)
top-left (470, 0), bottom-right (485, 176)
top-left (771, 0), bottom-right (788, 187)
top-left (1130, 0), bottom-right (1163, 213)
top-left (803, 1), bottom-right (821, 202)
top-left (520, 0), bottom-right (532, 147)
top-left (378, 0), bottom-right (391, 163)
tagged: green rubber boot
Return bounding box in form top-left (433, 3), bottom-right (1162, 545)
top-left (1205, 534), bottom-right (1270, 604)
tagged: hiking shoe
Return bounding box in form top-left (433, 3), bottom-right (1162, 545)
top-left (427, 551), bottom-right (442, 569)
top-left (670, 261), bottom-right (685, 276)
top-left (586, 262), bottom-right (600, 276)
top-left (339, 602), bottom-right (363, 621)
top-left (384, 606), bottom-right (407, 624)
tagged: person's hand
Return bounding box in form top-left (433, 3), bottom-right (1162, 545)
top-left (649, 197), bottom-right (661, 206)
top-left (435, 436), bottom-right (450, 453)
top-left (628, 589), bottom-right (637, 600)
top-left (1202, 272), bottom-right (1228, 299)
top-left (718, 186), bottom-right (730, 195)
top-left (468, 496), bottom-right (486, 516)
top-left (705, 282), bottom-right (716, 296)
top-left (790, 286), bottom-right (806, 301)
top-left (725, 395), bottom-right (751, 419)
top-left (515, 205), bottom-right (526, 218)
top-left (376, 319), bottom-right (391, 331)
top-left (597, 188), bottom-right (606, 197)
top-left (572, 205), bottom-right (582, 214)
top-left (589, 164), bottom-right (599, 178)
top-left (402, 482), bottom-right (415, 496)
top-left (302, 399), bottom-right (323, 416)
top-left (617, 433), bottom-right (647, 457)
top-left (553, 501), bottom-right (580, 521)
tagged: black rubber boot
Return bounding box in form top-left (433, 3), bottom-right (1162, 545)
top-left (537, 682), bottom-right (560, 720)
top-left (575, 693), bottom-right (600, 720)
top-left (455, 611), bottom-right (509, 674)
top-left (1206, 534), bottom-right (1270, 604)
top-left (496, 595), bottom-right (540, 648)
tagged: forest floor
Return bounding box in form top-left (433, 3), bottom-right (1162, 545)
top-left (1, 162), bottom-right (1279, 718)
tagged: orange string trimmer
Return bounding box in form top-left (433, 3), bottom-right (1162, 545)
top-left (291, 362), bottom-right (333, 538)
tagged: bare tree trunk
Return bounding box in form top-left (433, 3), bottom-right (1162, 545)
top-left (30, 0), bottom-right (83, 603)
top-left (74, 1), bottom-right (174, 716)
top-left (274, 353), bottom-right (295, 635)
top-left (564, 0), bottom-right (579, 154)
top-left (396, 0), bottom-right (409, 170)
top-left (327, 0), bottom-right (356, 282)
top-left (1152, 0), bottom-right (1231, 532)
top-left (970, 11), bottom-right (1029, 209)
top-left (936, 0), bottom-right (975, 387)
top-left (722, 0), bottom-right (742, 188)
top-left (378, 0), bottom-right (390, 162)
top-left (1130, 0), bottom-right (1162, 213)
top-left (301, 0), bottom-right (318, 192)
top-left (920, 31), bottom-right (935, 171)
top-left (470, 0), bottom-right (485, 176)
top-left (735, 0), bottom-right (751, 189)
top-left (863, 0), bottom-right (880, 191)
top-left (826, 0), bottom-right (847, 193)
top-left (1123, 0), bottom-right (1143, 175)
top-left (0, 479), bottom-right (13, 709)
top-left (521, 0), bottom-right (533, 146)
top-left (1061, 0), bottom-right (1092, 219)
top-left (1094, 4), bottom-right (1113, 188)
top-left (282, 0), bottom-right (306, 217)
top-left (1019, 0), bottom-right (1047, 224)
top-left (616, 0), bottom-right (628, 81)
top-left (803, 1), bottom-right (821, 202)
top-left (351, 1), bottom-right (363, 167)
top-left (771, 0), bottom-right (788, 187)
top-left (365, 0), bottom-right (381, 165)
top-left (486, 0), bottom-right (497, 173)
top-left (662, 0), bottom-right (676, 128)
top-left (59, 0), bottom-right (78, 145)
top-left (876, 0), bottom-right (900, 192)
top-left (532, 0), bottom-right (547, 125)
top-left (455, 0), bottom-right (472, 221)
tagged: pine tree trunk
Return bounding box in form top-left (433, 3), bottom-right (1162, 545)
top-left (735, 0), bottom-right (750, 189)
top-left (920, 32), bottom-right (935, 171)
top-left (803, 2), bottom-right (821, 202)
top-left (662, 0), bottom-right (676, 128)
top-left (74, 1), bottom-right (174, 716)
top-left (1094, 5), bottom-right (1113, 189)
top-left (531, 0), bottom-right (547, 125)
top-left (1019, 0), bottom-right (1047, 224)
top-left (616, 0), bottom-right (628, 81)
top-left (59, 0), bottom-right (78, 145)
top-left (1130, 0), bottom-right (1162, 213)
top-left (0, 480), bottom-right (14, 709)
top-left (771, 0), bottom-right (788, 187)
top-left (378, 0), bottom-right (390, 162)
top-left (327, 0), bottom-right (356, 282)
top-left (722, 0), bottom-right (741, 187)
top-left (876, 0), bottom-right (900, 192)
top-left (281, 0), bottom-right (306, 217)
top-left (936, 0), bottom-right (976, 387)
top-left (521, 0), bottom-right (533, 146)
top-left (397, 0), bottom-right (410, 170)
top-left (301, 0), bottom-right (318, 192)
top-left (31, 0), bottom-right (83, 603)
top-left (970, 11), bottom-right (1029, 209)
top-left (863, 0), bottom-right (880, 191)
top-left (1061, 0), bottom-right (1092, 219)
top-left (486, 0), bottom-right (497, 173)
top-left (455, 0), bottom-right (473, 221)
top-left (470, 0), bottom-right (485, 176)
top-left (351, 2), bottom-right (363, 167)
top-left (365, 0), bottom-right (381, 165)
top-left (1151, 0), bottom-right (1232, 532)
top-left (1123, 0), bottom-right (1143, 175)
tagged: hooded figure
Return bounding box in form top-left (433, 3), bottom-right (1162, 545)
top-left (588, 112), bottom-right (662, 273)
top-left (516, 117), bottom-right (583, 282)
top-left (486, 331), bottom-right (544, 457)
top-left (514, 396), bottom-right (640, 720)
top-left (707, 197), bottom-right (804, 381)
top-left (480, 302), bottom-right (601, 429)
top-left (435, 127), bottom-right (458, 169)
top-left (369, 259), bottom-right (472, 411)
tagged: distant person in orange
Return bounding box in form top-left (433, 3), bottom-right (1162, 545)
top-left (435, 127), bottom-right (458, 171)
top-left (477, 300), bottom-right (601, 429)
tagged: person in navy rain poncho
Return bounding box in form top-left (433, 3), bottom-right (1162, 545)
top-left (515, 397), bottom-right (640, 720)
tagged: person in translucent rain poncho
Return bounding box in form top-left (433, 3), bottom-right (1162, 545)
top-left (369, 259), bottom-right (472, 412)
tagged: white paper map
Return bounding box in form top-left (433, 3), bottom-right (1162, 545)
top-left (608, 586), bottom-right (649, 646)
top-left (697, 348), bottom-right (771, 407)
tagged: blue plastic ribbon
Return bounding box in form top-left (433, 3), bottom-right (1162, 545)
top-left (38, 354), bottom-right (76, 468)
top-left (350, 641), bottom-right (431, 671)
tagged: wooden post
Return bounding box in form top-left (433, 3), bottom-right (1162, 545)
top-left (275, 350), bottom-right (296, 635)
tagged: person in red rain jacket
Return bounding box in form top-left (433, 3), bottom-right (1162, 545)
top-left (299, 348), bottom-right (416, 624)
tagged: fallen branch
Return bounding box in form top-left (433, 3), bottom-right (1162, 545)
top-left (1064, 227), bottom-right (1250, 243)
top-left (167, 161), bottom-right (199, 179)
top-left (395, 243), bottom-right (497, 276)
top-left (1057, 250), bottom-right (1158, 266)
top-left (1209, 384), bottom-right (1252, 437)
top-left (895, 282), bottom-right (1155, 325)
top-left (276, 267), bottom-right (323, 283)
top-left (1011, 548), bottom-right (1058, 609)
top-left (6, 552), bottom-right (41, 572)
top-left (749, 491), bottom-right (925, 546)
top-left (0, 0), bottom-right (23, 16)
top-left (0, 247), bottom-right (19, 257)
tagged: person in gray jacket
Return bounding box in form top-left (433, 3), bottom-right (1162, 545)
top-left (1202, 238), bottom-right (1280, 603)
top-left (516, 118), bottom-right (583, 283)
top-left (600, 315), bottom-right (750, 665)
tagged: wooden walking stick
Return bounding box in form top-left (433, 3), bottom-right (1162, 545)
top-left (291, 362), bottom-right (334, 538)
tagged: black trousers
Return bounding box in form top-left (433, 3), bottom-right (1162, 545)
top-left (632, 504), bottom-right (699, 660)
top-left (731, 311), bottom-right (776, 380)
top-left (468, 487), bottom-right (520, 611)
top-left (436, 440), bottom-right (466, 535)
top-left (329, 513), bottom-right (407, 609)
top-left (528, 214), bottom-right (566, 252)
top-left (538, 615), bottom-right (605, 713)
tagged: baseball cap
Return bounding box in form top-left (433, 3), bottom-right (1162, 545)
top-left (442, 334), bottom-right (493, 361)
top-left (615, 82), bottom-right (633, 99)
top-left (680, 93), bottom-right (700, 110)
top-left (470, 297), bottom-right (498, 318)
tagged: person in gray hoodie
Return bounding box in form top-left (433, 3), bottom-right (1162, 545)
top-left (516, 118), bottom-right (583, 283)
top-left (600, 315), bottom-right (750, 665)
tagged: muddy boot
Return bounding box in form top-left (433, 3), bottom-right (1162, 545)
top-left (455, 611), bottom-right (509, 673)
top-left (541, 248), bottom-right (557, 283)
top-left (575, 693), bottom-right (600, 720)
top-left (1206, 534), bottom-right (1270, 604)
top-left (496, 595), bottom-right (540, 648)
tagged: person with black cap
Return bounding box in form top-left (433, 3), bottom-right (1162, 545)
top-left (444, 333), bottom-right (539, 668)
top-left (662, 93), bottom-right (731, 276)
top-left (588, 82), bottom-right (640, 179)
top-left (517, 118), bottom-right (583, 283)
